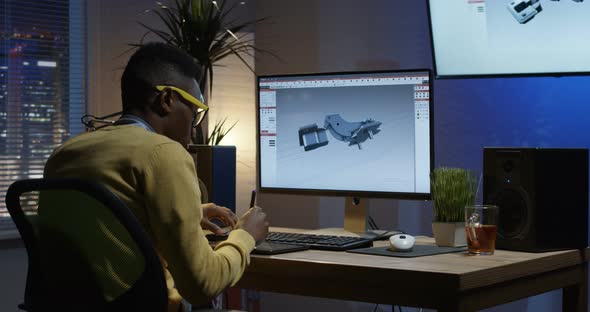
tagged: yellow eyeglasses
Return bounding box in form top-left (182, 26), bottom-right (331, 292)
top-left (155, 85), bottom-right (208, 112)
top-left (155, 85), bottom-right (209, 128)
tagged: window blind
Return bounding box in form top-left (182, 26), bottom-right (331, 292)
top-left (0, 0), bottom-right (85, 232)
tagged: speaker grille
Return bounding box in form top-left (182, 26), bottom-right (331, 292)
top-left (493, 189), bottom-right (529, 239)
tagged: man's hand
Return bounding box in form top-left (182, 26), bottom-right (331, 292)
top-left (201, 203), bottom-right (238, 235)
top-left (236, 206), bottom-right (269, 243)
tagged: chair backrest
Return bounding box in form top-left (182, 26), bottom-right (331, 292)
top-left (5, 178), bottom-right (168, 312)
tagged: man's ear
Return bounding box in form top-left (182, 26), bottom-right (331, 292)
top-left (152, 88), bottom-right (175, 117)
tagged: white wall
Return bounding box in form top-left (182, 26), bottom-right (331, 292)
top-left (87, 0), bottom-right (158, 117)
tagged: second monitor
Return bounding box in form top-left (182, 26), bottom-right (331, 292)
top-left (257, 69), bottom-right (433, 200)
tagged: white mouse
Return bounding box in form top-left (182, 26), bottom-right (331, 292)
top-left (389, 234), bottom-right (415, 252)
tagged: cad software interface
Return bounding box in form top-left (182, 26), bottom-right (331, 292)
top-left (429, 0), bottom-right (590, 76)
top-left (258, 71), bottom-right (431, 194)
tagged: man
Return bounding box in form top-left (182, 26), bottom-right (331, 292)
top-left (44, 42), bottom-right (268, 311)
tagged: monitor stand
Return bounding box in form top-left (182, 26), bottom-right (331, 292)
top-left (344, 196), bottom-right (368, 234)
top-left (344, 197), bottom-right (393, 239)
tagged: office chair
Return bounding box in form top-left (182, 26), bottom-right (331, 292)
top-left (5, 178), bottom-right (168, 312)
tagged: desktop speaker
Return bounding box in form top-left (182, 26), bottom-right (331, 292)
top-left (483, 147), bottom-right (588, 252)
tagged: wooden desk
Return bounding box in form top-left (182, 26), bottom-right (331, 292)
top-left (236, 228), bottom-right (589, 312)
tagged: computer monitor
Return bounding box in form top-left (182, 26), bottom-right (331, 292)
top-left (427, 0), bottom-right (590, 78)
top-left (256, 69), bottom-right (433, 203)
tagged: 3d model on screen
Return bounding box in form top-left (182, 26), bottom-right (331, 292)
top-left (298, 114), bottom-right (382, 151)
top-left (507, 0), bottom-right (583, 24)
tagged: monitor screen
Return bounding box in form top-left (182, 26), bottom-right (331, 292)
top-left (428, 0), bottom-right (590, 78)
top-left (257, 69), bottom-right (433, 199)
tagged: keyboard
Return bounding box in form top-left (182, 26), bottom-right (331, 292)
top-left (253, 241), bottom-right (310, 255)
top-left (265, 232), bottom-right (373, 251)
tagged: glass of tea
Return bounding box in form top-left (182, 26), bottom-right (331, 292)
top-left (465, 205), bottom-right (498, 255)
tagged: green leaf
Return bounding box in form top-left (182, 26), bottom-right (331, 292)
top-left (431, 167), bottom-right (478, 222)
top-left (135, 0), bottom-right (276, 95)
top-left (206, 117), bottom-right (237, 146)
top-left (134, 0), bottom-right (278, 144)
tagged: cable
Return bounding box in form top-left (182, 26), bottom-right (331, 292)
top-left (81, 111), bottom-right (123, 130)
top-left (367, 211), bottom-right (406, 241)
top-left (368, 215), bottom-right (379, 230)
top-left (369, 229), bottom-right (405, 242)
top-left (372, 304), bottom-right (379, 312)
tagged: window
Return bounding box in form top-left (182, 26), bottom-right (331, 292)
top-left (0, 0), bottom-right (85, 232)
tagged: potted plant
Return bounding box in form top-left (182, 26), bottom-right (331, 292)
top-left (206, 117), bottom-right (237, 146)
top-left (186, 117), bottom-right (237, 210)
top-left (137, 0), bottom-right (273, 144)
top-left (137, 0), bottom-right (273, 212)
top-left (431, 167), bottom-right (478, 247)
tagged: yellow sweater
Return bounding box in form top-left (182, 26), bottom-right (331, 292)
top-left (44, 125), bottom-right (255, 312)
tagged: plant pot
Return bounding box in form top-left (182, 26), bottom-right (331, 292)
top-left (187, 144), bottom-right (236, 212)
top-left (432, 222), bottom-right (466, 247)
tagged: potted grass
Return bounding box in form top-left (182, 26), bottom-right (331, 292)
top-left (431, 167), bottom-right (478, 247)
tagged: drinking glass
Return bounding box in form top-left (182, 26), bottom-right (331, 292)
top-left (465, 205), bottom-right (498, 255)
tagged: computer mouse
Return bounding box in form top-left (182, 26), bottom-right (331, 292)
top-left (389, 234), bottom-right (415, 252)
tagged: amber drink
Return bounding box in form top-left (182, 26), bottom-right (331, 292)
top-left (465, 225), bottom-right (497, 254)
top-left (465, 205), bottom-right (498, 255)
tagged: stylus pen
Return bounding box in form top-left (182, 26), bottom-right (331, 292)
top-left (249, 189), bottom-right (257, 208)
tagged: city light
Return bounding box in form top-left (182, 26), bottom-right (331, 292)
top-left (1, 0), bottom-right (79, 227)
top-left (37, 61), bottom-right (57, 67)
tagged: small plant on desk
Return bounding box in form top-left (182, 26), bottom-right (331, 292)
top-left (431, 167), bottom-right (478, 247)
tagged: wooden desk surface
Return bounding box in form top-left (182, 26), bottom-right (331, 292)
top-left (237, 227), bottom-right (589, 311)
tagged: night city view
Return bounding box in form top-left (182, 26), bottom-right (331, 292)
top-left (0, 0), bottom-right (83, 231)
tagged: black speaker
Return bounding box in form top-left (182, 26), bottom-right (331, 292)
top-left (483, 147), bottom-right (588, 252)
